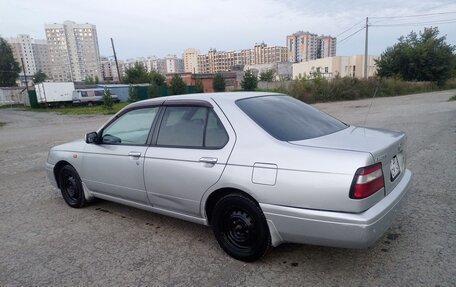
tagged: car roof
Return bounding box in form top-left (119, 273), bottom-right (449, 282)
top-left (126, 91), bottom-right (284, 110)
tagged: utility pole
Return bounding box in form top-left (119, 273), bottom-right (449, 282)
top-left (111, 38), bottom-right (122, 83)
top-left (364, 17), bottom-right (369, 79)
top-left (20, 58), bottom-right (29, 92)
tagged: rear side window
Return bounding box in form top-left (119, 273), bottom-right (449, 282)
top-left (157, 106), bottom-right (228, 148)
top-left (236, 95), bottom-right (347, 141)
top-left (205, 110), bottom-right (229, 148)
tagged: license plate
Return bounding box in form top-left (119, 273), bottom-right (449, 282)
top-left (390, 156), bottom-right (401, 181)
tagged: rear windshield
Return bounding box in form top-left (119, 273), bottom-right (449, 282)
top-left (236, 95), bottom-right (348, 141)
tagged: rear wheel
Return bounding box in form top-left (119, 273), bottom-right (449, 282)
top-left (211, 193), bottom-right (271, 262)
top-left (59, 165), bottom-right (86, 208)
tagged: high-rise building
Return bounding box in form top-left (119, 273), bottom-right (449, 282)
top-left (32, 39), bottom-right (51, 77)
top-left (45, 21), bottom-right (102, 82)
top-left (287, 31), bottom-right (336, 63)
top-left (6, 34), bottom-right (49, 76)
top-left (318, 36), bottom-right (337, 59)
top-left (182, 48), bottom-right (200, 73)
top-left (165, 55), bottom-right (184, 74)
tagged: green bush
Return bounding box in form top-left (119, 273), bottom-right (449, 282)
top-left (102, 88), bottom-right (114, 110)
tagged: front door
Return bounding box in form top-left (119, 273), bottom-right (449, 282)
top-left (144, 104), bottom-right (235, 217)
top-left (82, 107), bottom-right (159, 204)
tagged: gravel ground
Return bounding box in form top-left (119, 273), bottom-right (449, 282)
top-left (0, 90), bottom-right (455, 286)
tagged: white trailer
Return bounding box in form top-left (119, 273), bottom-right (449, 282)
top-left (35, 82), bottom-right (75, 106)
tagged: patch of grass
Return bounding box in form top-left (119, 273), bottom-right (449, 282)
top-left (26, 102), bottom-right (129, 115)
top-left (449, 95), bottom-right (456, 101)
top-left (0, 122), bottom-right (5, 127)
top-left (0, 104), bottom-right (24, 109)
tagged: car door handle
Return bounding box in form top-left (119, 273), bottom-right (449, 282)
top-left (199, 157), bottom-right (218, 164)
top-left (128, 152), bottom-right (142, 158)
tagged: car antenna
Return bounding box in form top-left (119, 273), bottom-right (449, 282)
top-left (363, 82), bottom-right (379, 126)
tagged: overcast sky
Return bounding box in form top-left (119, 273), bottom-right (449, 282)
top-left (1, 0), bottom-right (455, 59)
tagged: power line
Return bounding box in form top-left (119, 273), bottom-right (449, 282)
top-left (337, 26), bottom-right (366, 45)
top-left (335, 19), bottom-right (365, 38)
top-left (371, 19), bottom-right (456, 27)
top-left (370, 11), bottom-right (456, 19)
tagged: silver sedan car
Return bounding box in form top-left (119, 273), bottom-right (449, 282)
top-left (46, 92), bottom-right (412, 262)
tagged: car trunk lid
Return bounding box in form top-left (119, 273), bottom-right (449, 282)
top-left (289, 126), bottom-right (407, 196)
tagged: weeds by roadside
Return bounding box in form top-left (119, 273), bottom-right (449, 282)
top-left (258, 76), bottom-right (456, 104)
top-left (0, 122), bottom-right (5, 127)
top-left (449, 95), bottom-right (456, 101)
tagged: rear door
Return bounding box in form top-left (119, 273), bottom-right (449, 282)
top-left (144, 101), bottom-right (235, 217)
top-left (82, 106), bottom-right (160, 204)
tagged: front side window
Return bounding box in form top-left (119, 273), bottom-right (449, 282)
top-left (101, 107), bottom-right (158, 145)
top-left (157, 106), bottom-right (228, 148)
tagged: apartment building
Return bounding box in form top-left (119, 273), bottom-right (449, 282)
top-left (7, 34), bottom-right (50, 76)
top-left (195, 43), bottom-right (287, 74)
top-left (318, 36), bottom-right (337, 59)
top-left (45, 21), bottom-right (102, 82)
top-left (182, 48), bottom-right (200, 73)
top-left (32, 39), bottom-right (51, 77)
top-left (254, 43), bottom-right (288, 65)
top-left (122, 55), bottom-right (184, 76)
top-left (100, 57), bottom-right (124, 82)
top-left (165, 55), bottom-right (184, 74)
top-left (287, 31), bottom-right (337, 63)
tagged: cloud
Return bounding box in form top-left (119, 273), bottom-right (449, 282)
top-left (1, 0), bottom-right (455, 59)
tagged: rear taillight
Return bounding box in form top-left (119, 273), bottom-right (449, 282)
top-left (350, 163), bottom-right (385, 199)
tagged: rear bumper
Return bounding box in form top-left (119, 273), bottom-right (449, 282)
top-left (262, 169), bottom-right (412, 248)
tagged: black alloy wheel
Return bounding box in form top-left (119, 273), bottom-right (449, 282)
top-left (211, 193), bottom-right (271, 262)
top-left (59, 165), bottom-right (86, 208)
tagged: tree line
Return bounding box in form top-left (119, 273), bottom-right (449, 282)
top-left (1, 27), bottom-right (455, 90)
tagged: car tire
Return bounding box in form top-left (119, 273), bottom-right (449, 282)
top-left (59, 165), bottom-right (87, 208)
top-left (211, 193), bottom-right (271, 262)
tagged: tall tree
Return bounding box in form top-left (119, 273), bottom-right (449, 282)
top-left (376, 27), bottom-right (455, 86)
top-left (102, 87), bottom-right (114, 110)
top-left (170, 74), bottom-right (186, 95)
top-left (128, 85), bottom-right (140, 102)
top-left (150, 70), bottom-right (166, 86)
top-left (241, 70), bottom-right (258, 91)
top-left (124, 62), bottom-right (150, 84)
top-left (84, 75), bottom-right (95, 84)
top-left (194, 79), bottom-right (204, 93)
top-left (32, 70), bottom-right (47, 84)
top-left (213, 73), bottom-right (226, 92)
top-left (259, 69), bottom-right (275, 82)
top-left (0, 37), bottom-right (20, 87)
top-left (147, 82), bottom-right (159, 98)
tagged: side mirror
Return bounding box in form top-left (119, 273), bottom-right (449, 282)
top-left (85, 132), bottom-right (98, 144)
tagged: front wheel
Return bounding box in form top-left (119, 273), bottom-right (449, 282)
top-left (59, 165), bottom-right (86, 208)
top-left (211, 193), bottom-right (271, 262)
